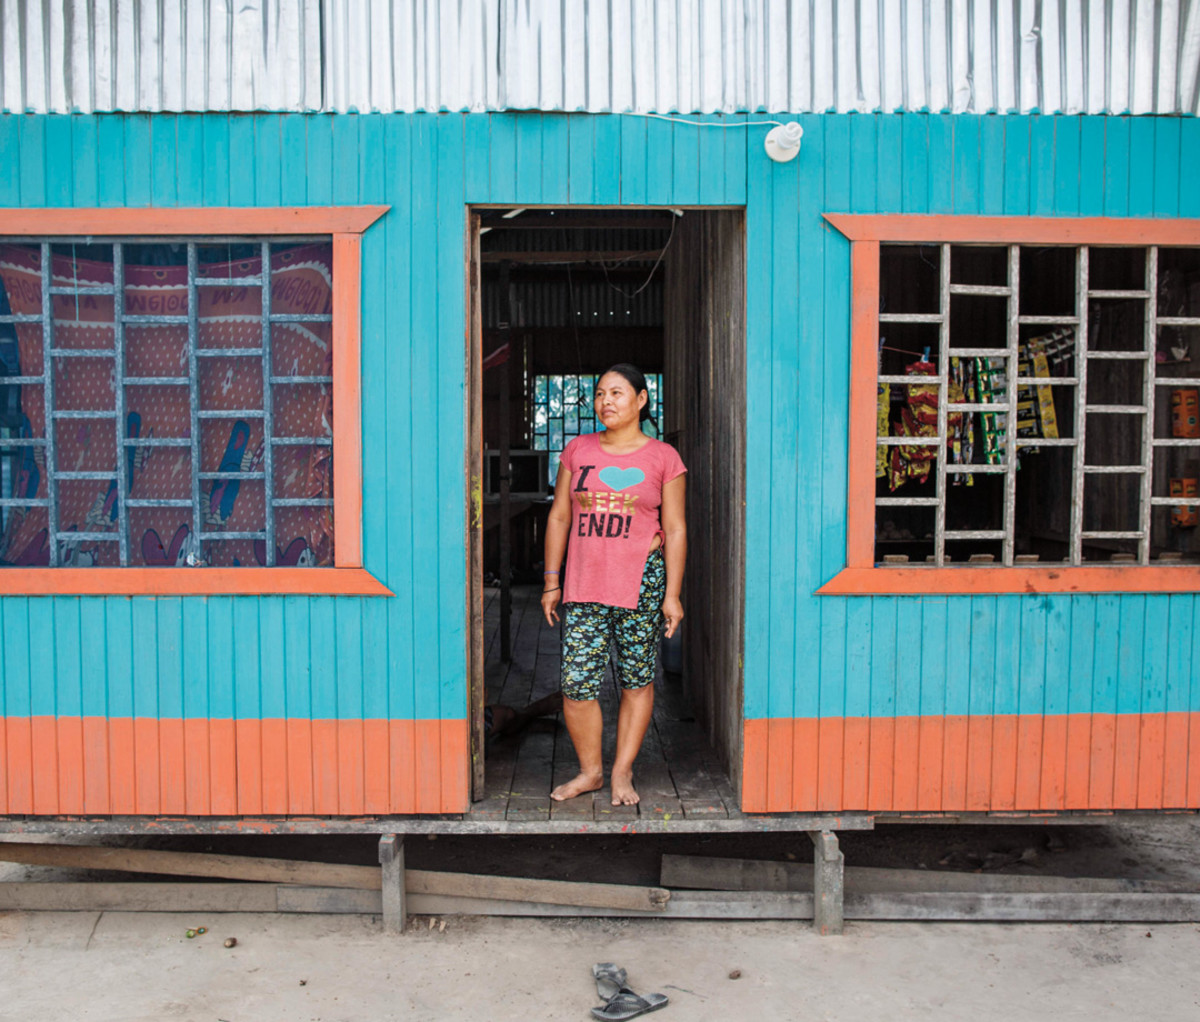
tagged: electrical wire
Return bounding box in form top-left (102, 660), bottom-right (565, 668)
top-left (598, 214), bottom-right (678, 300)
top-left (628, 112), bottom-right (786, 129)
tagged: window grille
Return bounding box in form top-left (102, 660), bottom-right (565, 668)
top-left (875, 243), bottom-right (1200, 567)
top-left (531, 372), bottom-right (663, 484)
top-left (0, 239), bottom-right (336, 568)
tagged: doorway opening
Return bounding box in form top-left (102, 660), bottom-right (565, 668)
top-left (466, 207), bottom-right (747, 817)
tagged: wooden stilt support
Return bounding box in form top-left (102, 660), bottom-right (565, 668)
top-left (379, 835), bottom-right (406, 934)
top-left (809, 829), bottom-right (844, 936)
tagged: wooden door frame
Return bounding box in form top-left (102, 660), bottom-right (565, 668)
top-left (466, 209), bottom-right (486, 798)
top-left (464, 203), bottom-right (748, 803)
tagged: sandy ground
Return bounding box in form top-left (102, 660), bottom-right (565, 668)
top-left (3, 911), bottom-right (1200, 1022)
top-left (4, 817), bottom-right (1200, 1021)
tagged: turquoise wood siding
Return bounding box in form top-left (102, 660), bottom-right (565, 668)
top-left (0, 111), bottom-right (1198, 815)
top-left (756, 112), bottom-right (1200, 726)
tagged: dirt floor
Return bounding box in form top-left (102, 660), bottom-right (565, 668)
top-left (4, 910), bottom-right (1200, 1021)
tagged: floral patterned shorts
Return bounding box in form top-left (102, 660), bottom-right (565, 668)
top-left (560, 549), bottom-right (666, 702)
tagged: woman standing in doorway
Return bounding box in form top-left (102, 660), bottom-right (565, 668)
top-left (541, 364), bottom-right (687, 805)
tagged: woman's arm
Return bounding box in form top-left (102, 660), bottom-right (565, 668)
top-left (659, 473), bottom-right (687, 638)
top-left (541, 462), bottom-right (573, 626)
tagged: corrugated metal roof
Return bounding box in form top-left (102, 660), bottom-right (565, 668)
top-left (0, 0), bottom-right (321, 113)
top-left (2, 0), bottom-right (1198, 116)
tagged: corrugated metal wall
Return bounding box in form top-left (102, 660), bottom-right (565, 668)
top-left (3, 0), bottom-right (1198, 115)
top-left (1, 110), bottom-right (1199, 817)
top-left (482, 280), bottom-right (664, 329)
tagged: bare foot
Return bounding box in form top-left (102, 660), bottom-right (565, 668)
top-left (550, 771), bottom-right (603, 801)
top-left (610, 769), bottom-right (639, 806)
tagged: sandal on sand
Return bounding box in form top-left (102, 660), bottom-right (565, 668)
top-left (591, 991), bottom-right (670, 1021)
top-left (592, 963), bottom-right (629, 1002)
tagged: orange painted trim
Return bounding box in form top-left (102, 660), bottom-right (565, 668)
top-left (819, 566), bottom-right (1200, 595)
top-left (846, 240), bottom-right (880, 568)
top-left (363, 719), bottom-right (392, 815)
top-left (824, 213), bottom-right (1200, 245)
top-left (0, 205), bottom-right (391, 597)
top-left (332, 233), bottom-right (363, 568)
top-left (769, 718), bottom-right (797, 810)
top-left (841, 717), bottom-right (871, 809)
top-left (741, 718), bottom-right (770, 813)
top-left (744, 712), bottom-right (1200, 813)
top-left (1, 716), bottom-right (465, 816)
top-left (0, 568), bottom-right (391, 596)
top-left (828, 213), bottom-right (1200, 596)
top-left (0, 206), bottom-right (389, 236)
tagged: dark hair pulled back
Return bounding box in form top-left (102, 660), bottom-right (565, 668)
top-left (602, 363), bottom-right (653, 423)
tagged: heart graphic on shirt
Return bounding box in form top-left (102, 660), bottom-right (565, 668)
top-left (598, 466), bottom-right (645, 491)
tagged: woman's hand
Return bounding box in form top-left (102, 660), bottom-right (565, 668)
top-left (542, 586), bottom-right (562, 626)
top-left (541, 463), bottom-right (572, 629)
top-left (661, 595), bottom-right (683, 638)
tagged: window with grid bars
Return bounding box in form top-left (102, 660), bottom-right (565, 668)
top-left (531, 372), bottom-right (663, 485)
top-left (0, 239), bottom-right (336, 569)
top-left (873, 240), bottom-right (1200, 569)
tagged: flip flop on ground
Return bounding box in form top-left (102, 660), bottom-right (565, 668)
top-left (592, 963), bottom-right (629, 1003)
top-left (591, 991), bottom-right (670, 1021)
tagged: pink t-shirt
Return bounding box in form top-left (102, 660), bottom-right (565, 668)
top-left (559, 432), bottom-right (687, 609)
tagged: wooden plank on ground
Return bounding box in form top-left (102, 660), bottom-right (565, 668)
top-left (0, 882), bottom-right (282, 912)
top-left (0, 870), bottom-right (668, 914)
top-left (661, 855), bottom-right (1200, 895)
top-left (0, 883), bottom-right (378, 915)
top-left (7, 880), bottom-right (1196, 922)
top-left (408, 890), bottom-right (1200, 922)
top-left (0, 842), bottom-right (380, 889)
top-left (848, 893), bottom-right (1200, 922)
top-left (407, 870), bottom-right (669, 911)
top-left (279, 886), bottom-right (383, 913)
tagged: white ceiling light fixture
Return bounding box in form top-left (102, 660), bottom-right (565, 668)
top-left (764, 122), bottom-right (803, 163)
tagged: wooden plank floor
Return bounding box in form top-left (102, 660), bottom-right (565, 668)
top-left (469, 586), bottom-right (734, 823)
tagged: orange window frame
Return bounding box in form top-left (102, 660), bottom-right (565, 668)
top-left (0, 206), bottom-right (391, 596)
top-left (820, 213), bottom-right (1200, 597)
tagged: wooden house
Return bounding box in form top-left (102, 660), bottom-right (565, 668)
top-left (0, 2), bottom-right (1198, 845)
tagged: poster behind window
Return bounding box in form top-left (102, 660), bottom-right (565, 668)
top-left (0, 242), bottom-right (334, 568)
